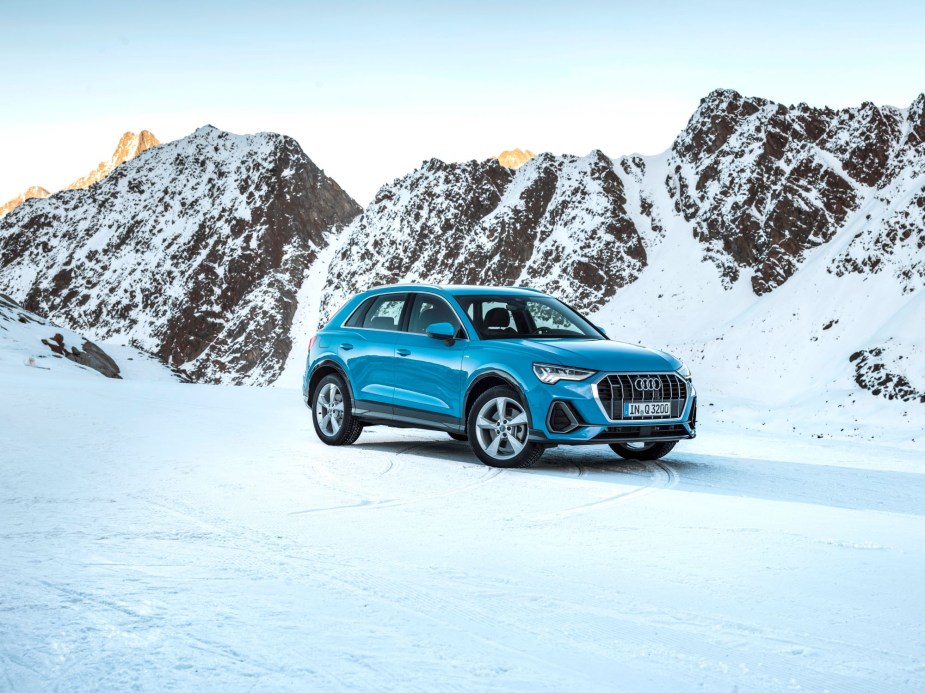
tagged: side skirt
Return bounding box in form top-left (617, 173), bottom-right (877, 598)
top-left (354, 399), bottom-right (466, 434)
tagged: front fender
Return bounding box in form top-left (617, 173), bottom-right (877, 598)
top-left (463, 362), bottom-right (539, 433)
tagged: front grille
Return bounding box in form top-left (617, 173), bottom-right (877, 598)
top-left (595, 373), bottom-right (689, 421)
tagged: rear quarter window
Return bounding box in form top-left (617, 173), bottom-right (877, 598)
top-left (343, 297), bottom-right (376, 327)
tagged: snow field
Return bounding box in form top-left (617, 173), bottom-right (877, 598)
top-left (2, 364), bottom-right (923, 691)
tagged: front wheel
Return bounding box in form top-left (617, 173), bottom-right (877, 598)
top-left (312, 374), bottom-right (363, 445)
top-left (467, 386), bottom-right (544, 468)
top-left (609, 441), bottom-right (676, 461)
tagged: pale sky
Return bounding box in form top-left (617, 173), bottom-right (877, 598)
top-left (2, 0), bottom-right (924, 206)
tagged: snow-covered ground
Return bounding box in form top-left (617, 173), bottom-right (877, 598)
top-left (2, 356), bottom-right (924, 691)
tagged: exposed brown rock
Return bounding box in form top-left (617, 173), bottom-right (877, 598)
top-left (667, 89), bottom-right (925, 294)
top-left (40, 332), bottom-right (122, 378)
top-left (851, 346), bottom-right (925, 403)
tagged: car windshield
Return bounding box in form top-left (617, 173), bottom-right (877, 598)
top-left (453, 294), bottom-right (603, 340)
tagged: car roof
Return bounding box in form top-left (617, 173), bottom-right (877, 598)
top-left (368, 283), bottom-right (546, 297)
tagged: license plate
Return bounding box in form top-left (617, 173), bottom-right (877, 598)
top-left (624, 401), bottom-right (671, 418)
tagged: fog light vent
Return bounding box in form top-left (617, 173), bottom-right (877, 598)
top-left (547, 401), bottom-right (580, 433)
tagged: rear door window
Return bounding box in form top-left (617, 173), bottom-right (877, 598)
top-left (360, 294), bottom-right (407, 331)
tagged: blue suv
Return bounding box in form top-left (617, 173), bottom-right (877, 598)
top-left (303, 285), bottom-right (696, 468)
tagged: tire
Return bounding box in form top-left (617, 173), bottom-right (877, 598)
top-left (609, 440), bottom-right (676, 461)
top-left (467, 386), bottom-right (544, 468)
top-left (448, 432), bottom-right (469, 442)
top-left (312, 373), bottom-right (363, 446)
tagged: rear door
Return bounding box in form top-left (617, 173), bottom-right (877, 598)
top-left (339, 292), bottom-right (408, 414)
top-left (392, 292), bottom-right (468, 425)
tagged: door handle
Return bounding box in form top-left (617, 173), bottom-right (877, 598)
top-left (339, 343), bottom-right (354, 351)
top-left (396, 348), bottom-right (411, 357)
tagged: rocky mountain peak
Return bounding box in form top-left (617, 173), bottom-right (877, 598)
top-left (665, 91), bottom-right (925, 294)
top-left (906, 93), bottom-right (925, 144)
top-left (1, 129), bottom-right (160, 218)
top-left (65, 129), bottom-right (161, 190)
top-left (496, 148), bottom-right (536, 168)
top-left (0, 186), bottom-right (50, 218)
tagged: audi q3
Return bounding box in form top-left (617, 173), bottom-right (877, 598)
top-left (303, 285), bottom-right (696, 468)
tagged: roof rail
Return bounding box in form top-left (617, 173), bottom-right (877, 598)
top-left (515, 286), bottom-right (544, 293)
top-left (369, 282), bottom-right (438, 291)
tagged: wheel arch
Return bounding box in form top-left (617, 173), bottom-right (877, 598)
top-left (307, 359), bottom-right (354, 407)
top-left (463, 370), bottom-right (533, 428)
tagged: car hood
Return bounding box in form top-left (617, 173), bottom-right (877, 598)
top-left (496, 338), bottom-right (681, 372)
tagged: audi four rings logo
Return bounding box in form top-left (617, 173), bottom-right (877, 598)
top-left (633, 377), bottom-right (662, 391)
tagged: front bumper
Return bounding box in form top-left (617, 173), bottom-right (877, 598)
top-left (524, 372), bottom-right (697, 445)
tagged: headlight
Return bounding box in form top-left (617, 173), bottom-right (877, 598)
top-left (676, 362), bottom-right (692, 381)
top-left (532, 363), bottom-right (596, 385)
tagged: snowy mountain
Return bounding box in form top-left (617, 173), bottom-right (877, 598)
top-left (320, 151), bottom-right (651, 321)
top-left (0, 130), bottom-right (160, 218)
top-left (0, 126), bottom-right (360, 384)
top-left (667, 89), bottom-right (925, 295)
top-left (1, 90), bottom-right (921, 410)
top-left (313, 89), bottom-right (924, 420)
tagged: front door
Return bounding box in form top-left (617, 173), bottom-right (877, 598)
top-left (392, 293), bottom-right (468, 427)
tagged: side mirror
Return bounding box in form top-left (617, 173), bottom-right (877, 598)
top-left (595, 324), bottom-right (608, 338)
top-left (425, 322), bottom-right (456, 345)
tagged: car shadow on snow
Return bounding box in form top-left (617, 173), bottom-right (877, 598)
top-left (658, 452), bottom-right (925, 517)
top-left (353, 435), bottom-right (669, 484)
top-left (353, 434), bottom-right (925, 516)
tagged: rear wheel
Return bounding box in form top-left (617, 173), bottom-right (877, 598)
top-left (609, 441), bottom-right (676, 461)
top-left (467, 386), bottom-right (544, 468)
top-left (312, 374), bottom-right (363, 446)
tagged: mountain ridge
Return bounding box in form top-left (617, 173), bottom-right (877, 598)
top-left (0, 130), bottom-right (161, 218)
top-left (1, 91), bottom-right (922, 409)
top-left (65, 129), bottom-right (161, 190)
top-left (313, 89), bottom-right (924, 414)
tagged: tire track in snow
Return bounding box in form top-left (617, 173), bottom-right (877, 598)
top-left (291, 440), bottom-right (504, 516)
top-left (303, 563), bottom-right (614, 690)
top-left (316, 565), bottom-right (893, 693)
top-left (134, 493), bottom-right (898, 691)
top-left (304, 561), bottom-right (880, 693)
top-left (36, 580), bottom-right (325, 688)
top-left (528, 459), bottom-right (678, 521)
top-left (288, 466), bottom-right (503, 515)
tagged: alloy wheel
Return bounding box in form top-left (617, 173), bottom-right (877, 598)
top-left (315, 382), bottom-right (344, 437)
top-left (474, 396), bottom-right (529, 460)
